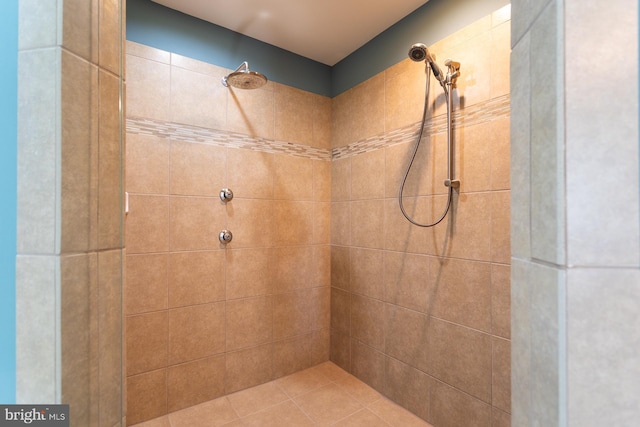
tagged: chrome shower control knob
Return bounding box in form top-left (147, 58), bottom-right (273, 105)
top-left (220, 188), bottom-right (234, 202)
top-left (219, 230), bottom-right (233, 244)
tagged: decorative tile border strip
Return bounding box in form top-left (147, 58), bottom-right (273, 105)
top-left (126, 118), bottom-right (333, 161)
top-left (332, 93), bottom-right (510, 159)
top-left (126, 93), bottom-right (509, 161)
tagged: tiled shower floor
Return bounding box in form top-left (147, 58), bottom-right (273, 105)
top-left (131, 361), bottom-right (433, 427)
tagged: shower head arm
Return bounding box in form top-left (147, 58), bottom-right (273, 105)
top-left (232, 61), bottom-right (250, 74)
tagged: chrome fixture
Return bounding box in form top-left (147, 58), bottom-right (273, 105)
top-left (219, 229), bottom-right (233, 244)
top-left (399, 44), bottom-right (461, 227)
top-left (221, 61), bottom-right (267, 89)
top-left (219, 188), bottom-right (234, 203)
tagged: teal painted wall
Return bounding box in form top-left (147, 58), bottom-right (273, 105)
top-left (127, 0), bottom-right (332, 96)
top-left (0, 0), bottom-right (18, 404)
top-left (127, 0), bottom-right (509, 97)
top-left (332, 0), bottom-right (509, 95)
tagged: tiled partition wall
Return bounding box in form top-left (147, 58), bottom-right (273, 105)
top-left (329, 7), bottom-right (512, 427)
top-left (124, 42), bottom-right (332, 425)
top-left (511, 0), bottom-right (640, 425)
top-left (17, 1), bottom-right (124, 426)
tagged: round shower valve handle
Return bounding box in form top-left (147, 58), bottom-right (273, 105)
top-left (220, 188), bottom-right (234, 202)
top-left (219, 230), bottom-right (233, 244)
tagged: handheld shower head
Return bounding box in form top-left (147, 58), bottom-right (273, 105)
top-left (408, 43), bottom-right (444, 82)
top-left (408, 43), bottom-right (429, 62)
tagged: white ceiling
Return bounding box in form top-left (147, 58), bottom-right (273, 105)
top-left (151, 0), bottom-right (430, 66)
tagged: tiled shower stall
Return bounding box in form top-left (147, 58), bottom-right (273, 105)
top-left (125, 6), bottom-right (511, 427)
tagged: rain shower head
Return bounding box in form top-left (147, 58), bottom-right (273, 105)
top-left (408, 43), bottom-right (443, 82)
top-left (222, 61), bottom-right (268, 89)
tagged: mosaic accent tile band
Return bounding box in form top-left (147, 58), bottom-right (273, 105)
top-left (126, 94), bottom-right (510, 161)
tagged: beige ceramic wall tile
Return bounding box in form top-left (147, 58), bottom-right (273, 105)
top-left (389, 128), bottom-right (449, 198)
top-left (61, 50), bottom-right (93, 253)
top-left (271, 245), bottom-right (315, 293)
top-left (169, 196), bottom-right (227, 251)
top-left (227, 149), bottom-right (274, 199)
top-left (313, 245), bottom-right (332, 288)
top-left (331, 157), bottom-right (351, 201)
top-left (383, 198), bottom-right (437, 255)
top-left (275, 84), bottom-right (314, 146)
top-left (384, 59), bottom-right (425, 132)
top-left (125, 253), bottom-right (169, 315)
top-left (226, 198), bottom-right (274, 248)
top-left (62, 0), bottom-right (92, 60)
top-left (350, 295), bottom-right (385, 351)
top-left (441, 31), bottom-right (492, 110)
top-left (349, 339), bottom-right (385, 394)
top-left (351, 200), bottom-right (385, 249)
top-left (60, 254), bottom-right (93, 426)
top-left (273, 290), bottom-right (313, 339)
top-left (97, 249), bottom-right (123, 427)
top-left (427, 318), bottom-right (492, 402)
top-left (273, 154), bottom-right (313, 200)
top-left (331, 89), bottom-right (352, 148)
top-left (428, 257), bottom-right (492, 332)
top-left (125, 195), bottom-right (170, 254)
top-left (384, 357), bottom-right (431, 421)
top-left (167, 355), bottom-right (226, 412)
top-left (456, 122), bottom-right (493, 193)
top-left (171, 52), bottom-right (226, 76)
top-left (384, 251), bottom-right (430, 313)
top-left (126, 55), bottom-right (170, 120)
top-left (351, 149), bottom-right (385, 200)
top-left (313, 201), bottom-right (331, 245)
top-left (170, 66), bottom-right (227, 130)
top-left (491, 264), bottom-right (511, 339)
top-left (168, 302), bottom-right (225, 364)
top-left (226, 81), bottom-right (275, 139)
top-left (170, 141), bottom-right (226, 196)
top-left (331, 246), bottom-right (350, 291)
top-left (384, 304), bottom-right (429, 372)
top-left (350, 73), bottom-right (385, 143)
top-left (126, 311), bottom-right (168, 375)
top-left (168, 251), bottom-right (225, 307)
top-left (98, 69), bottom-right (123, 250)
top-left (490, 22), bottom-right (511, 99)
top-left (492, 4), bottom-right (511, 27)
top-left (98, 0), bottom-right (121, 74)
top-left (445, 192), bottom-right (492, 261)
top-left (313, 160), bottom-right (331, 202)
top-left (491, 191), bottom-right (511, 264)
top-left (313, 95), bottom-right (332, 150)
top-left (330, 287), bottom-right (351, 335)
top-left (126, 369), bottom-right (168, 425)
top-left (226, 248), bottom-right (273, 299)
top-left (350, 248), bottom-right (384, 300)
top-left (126, 41), bottom-right (170, 63)
top-left (489, 117), bottom-right (511, 190)
top-left (226, 296), bottom-right (273, 351)
top-left (225, 344), bottom-right (273, 394)
top-left (273, 334), bottom-right (313, 378)
top-left (126, 133), bottom-right (170, 194)
top-left (492, 336), bottom-right (511, 413)
top-left (273, 201), bottom-right (314, 246)
top-left (310, 286), bottom-right (331, 331)
top-left (330, 329), bottom-right (351, 371)
top-left (430, 380), bottom-right (491, 427)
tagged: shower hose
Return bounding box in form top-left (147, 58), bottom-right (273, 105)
top-left (398, 63), bottom-right (456, 227)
